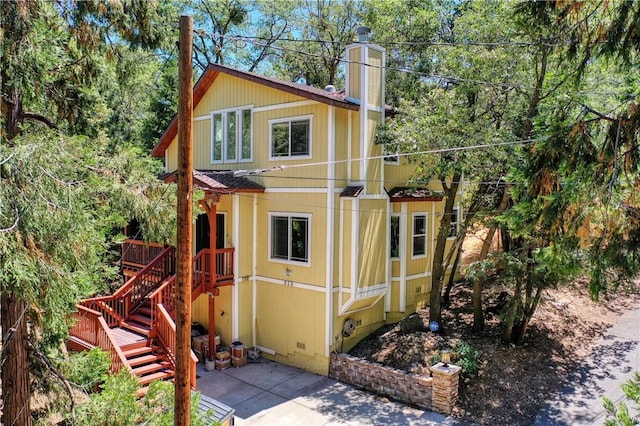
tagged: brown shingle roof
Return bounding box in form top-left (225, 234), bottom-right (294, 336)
top-left (340, 186), bottom-right (364, 198)
top-left (387, 187), bottom-right (444, 202)
top-left (160, 170), bottom-right (264, 193)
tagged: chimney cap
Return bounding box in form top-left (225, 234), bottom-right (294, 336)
top-left (356, 26), bottom-right (371, 42)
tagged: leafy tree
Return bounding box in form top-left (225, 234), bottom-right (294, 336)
top-left (375, 0), bottom-right (523, 326)
top-left (0, 2), bottom-right (174, 424)
top-left (272, 0), bottom-right (364, 87)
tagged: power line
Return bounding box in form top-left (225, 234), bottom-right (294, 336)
top-left (234, 137), bottom-right (542, 177)
top-left (202, 32), bottom-right (564, 48)
top-left (194, 29), bottom-right (528, 89)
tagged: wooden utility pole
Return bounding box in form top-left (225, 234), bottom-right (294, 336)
top-left (175, 15), bottom-right (193, 426)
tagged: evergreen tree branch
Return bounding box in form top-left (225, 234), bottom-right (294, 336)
top-left (0, 208), bottom-right (19, 233)
top-left (20, 111), bottom-right (58, 130)
top-left (33, 347), bottom-right (76, 424)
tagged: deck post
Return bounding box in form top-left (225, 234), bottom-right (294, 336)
top-left (198, 192), bottom-right (220, 361)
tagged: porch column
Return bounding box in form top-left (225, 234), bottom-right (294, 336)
top-left (198, 192), bottom-right (220, 360)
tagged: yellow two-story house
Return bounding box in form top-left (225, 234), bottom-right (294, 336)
top-left (151, 32), bottom-right (461, 375)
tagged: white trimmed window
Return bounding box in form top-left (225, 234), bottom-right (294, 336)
top-left (211, 107), bottom-right (252, 163)
top-left (412, 213), bottom-right (427, 257)
top-left (270, 116), bottom-right (312, 159)
top-left (269, 213), bottom-right (310, 264)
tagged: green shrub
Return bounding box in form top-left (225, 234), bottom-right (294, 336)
top-left (454, 342), bottom-right (481, 376)
top-left (63, 348), bottom-right (111, 393)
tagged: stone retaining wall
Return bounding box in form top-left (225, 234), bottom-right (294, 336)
top-left (329, 353), bottom-right (461, 415)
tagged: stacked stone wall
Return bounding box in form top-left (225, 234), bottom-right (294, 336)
top-left (329, 353), bottom-right (461, 415)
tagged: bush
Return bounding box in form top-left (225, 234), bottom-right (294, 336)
top-left (454, 342), bottom-right (481, 376)
top-left (62, 348), bottom-right (111, 393)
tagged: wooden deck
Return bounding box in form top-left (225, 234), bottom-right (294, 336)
top-left (110, 327), bottom-right (147, 347)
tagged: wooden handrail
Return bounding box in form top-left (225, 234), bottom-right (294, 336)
top-left (156, 304), bottom-right (197, 389)
top-left (79, 246), bottom-right (176, 324)
top-left (70, 306), bottom-right (129, 373)
top-left (121, 239), bottom-right (165, 269)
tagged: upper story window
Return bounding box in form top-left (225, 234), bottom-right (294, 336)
top-left (270, 116), bottom-right (312, 159)
top-left (269, 213), bottom-right (310, 264)
top-left (412, 213), bottom-right (427, 257)
top-left (211, 107), bottom-right (252, 163)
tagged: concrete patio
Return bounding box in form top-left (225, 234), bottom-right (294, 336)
top-left (195, 357), bottom-right (462, 425)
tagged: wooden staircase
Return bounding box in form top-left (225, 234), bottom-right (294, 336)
top-left (122, 301), bottom-right (154, 337)
top-left (68, 244), bottom-right (235, 396)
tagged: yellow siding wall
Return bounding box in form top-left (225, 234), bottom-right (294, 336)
top-left (347, 48), bottom-right (361, 101)
top-left (365, 112), bottom-right (383, 195)
top-left (340, 198), bottom-right (355, 290)
top-left (191, 286), bottom-right (232, 347)
top-left (165, 73), bottom-right (334, 179)
top-left (367, 49), bottom-right (384, 108)
top-left (358, 199), bottom-right (387, 287)
top-left (255, 281), bottom-right (326, 374)
top-left (255, 192), bottom-right (327, 286)
top-left (333, 295), bottom-right (386, 354)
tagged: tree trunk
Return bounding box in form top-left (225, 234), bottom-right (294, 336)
top-left (478, 185), bottom-right (511, 261)
top-left (1, 292), bottom-right (32, 426)
top-left (502, 281), bottom-right (521, 343)
top-left (428, 172), bottom-right (461, 325)
top-left (443, 239), bottom-right (463, 306)
top-left (472, 278), bottom-right (484, 332)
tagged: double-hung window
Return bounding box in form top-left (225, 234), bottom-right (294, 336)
top-left (270, 116), bottom-right (312, 159)
top-left (211, 107), bottom-right (252, 163)
top-left (412, 214), bottom-right (427, 257)
top-left (270, 213), bottom-right (310, 264)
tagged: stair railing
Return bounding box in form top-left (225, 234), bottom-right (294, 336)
top-left (79, 246), bottom-right (176, 326)
top-left (121, 239), bottom-right (165, 272)
top-left (147, 248), bottom-right (211, 326)
top-left (156, 303), bottom-right (197, 389)
top-left (70, 306), bottom-right (129, 373)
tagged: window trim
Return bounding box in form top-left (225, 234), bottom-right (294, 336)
top-left (210, 106), bottom-right (253, 164)
top-left (411, 212), bottom-right (427, 259)
top-left (268, 212), bottom-right (312, 266)
top-left (268, 115), bottom-right (313, 161)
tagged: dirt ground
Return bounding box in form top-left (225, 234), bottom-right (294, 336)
top-left (350, 230), bottom-right (640, 425)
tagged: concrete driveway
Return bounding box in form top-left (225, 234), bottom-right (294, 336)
top-left (533, 302), bottom-right (640, 425)
top-left (195, 358), bottom-right (462, 425)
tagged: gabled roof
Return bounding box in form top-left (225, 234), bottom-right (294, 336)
top-left (160, 170), bottom-right (265, 194)
top-left (151, 63), bottom-right (360, 158)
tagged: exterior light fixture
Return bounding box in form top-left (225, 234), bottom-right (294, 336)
top-left (441, 350), bottom-right (452, 367)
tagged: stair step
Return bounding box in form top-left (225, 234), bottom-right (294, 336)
top-left (121, 322), bottom-right (151, 336)
top-left (135, 306), bottom-right (153, 316)
top-left (128, 314), bottom-right (152, 326)
top-left (138, 370), bottom-right (174, 386)
top-left (127, 354), bottom-right (161, 367)
top-left (136, 386), bottom-right (150, 399)
top-left (122, 345), bottom-right (153, 358)
top-left (133, 362), bottom-right (170, 376)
